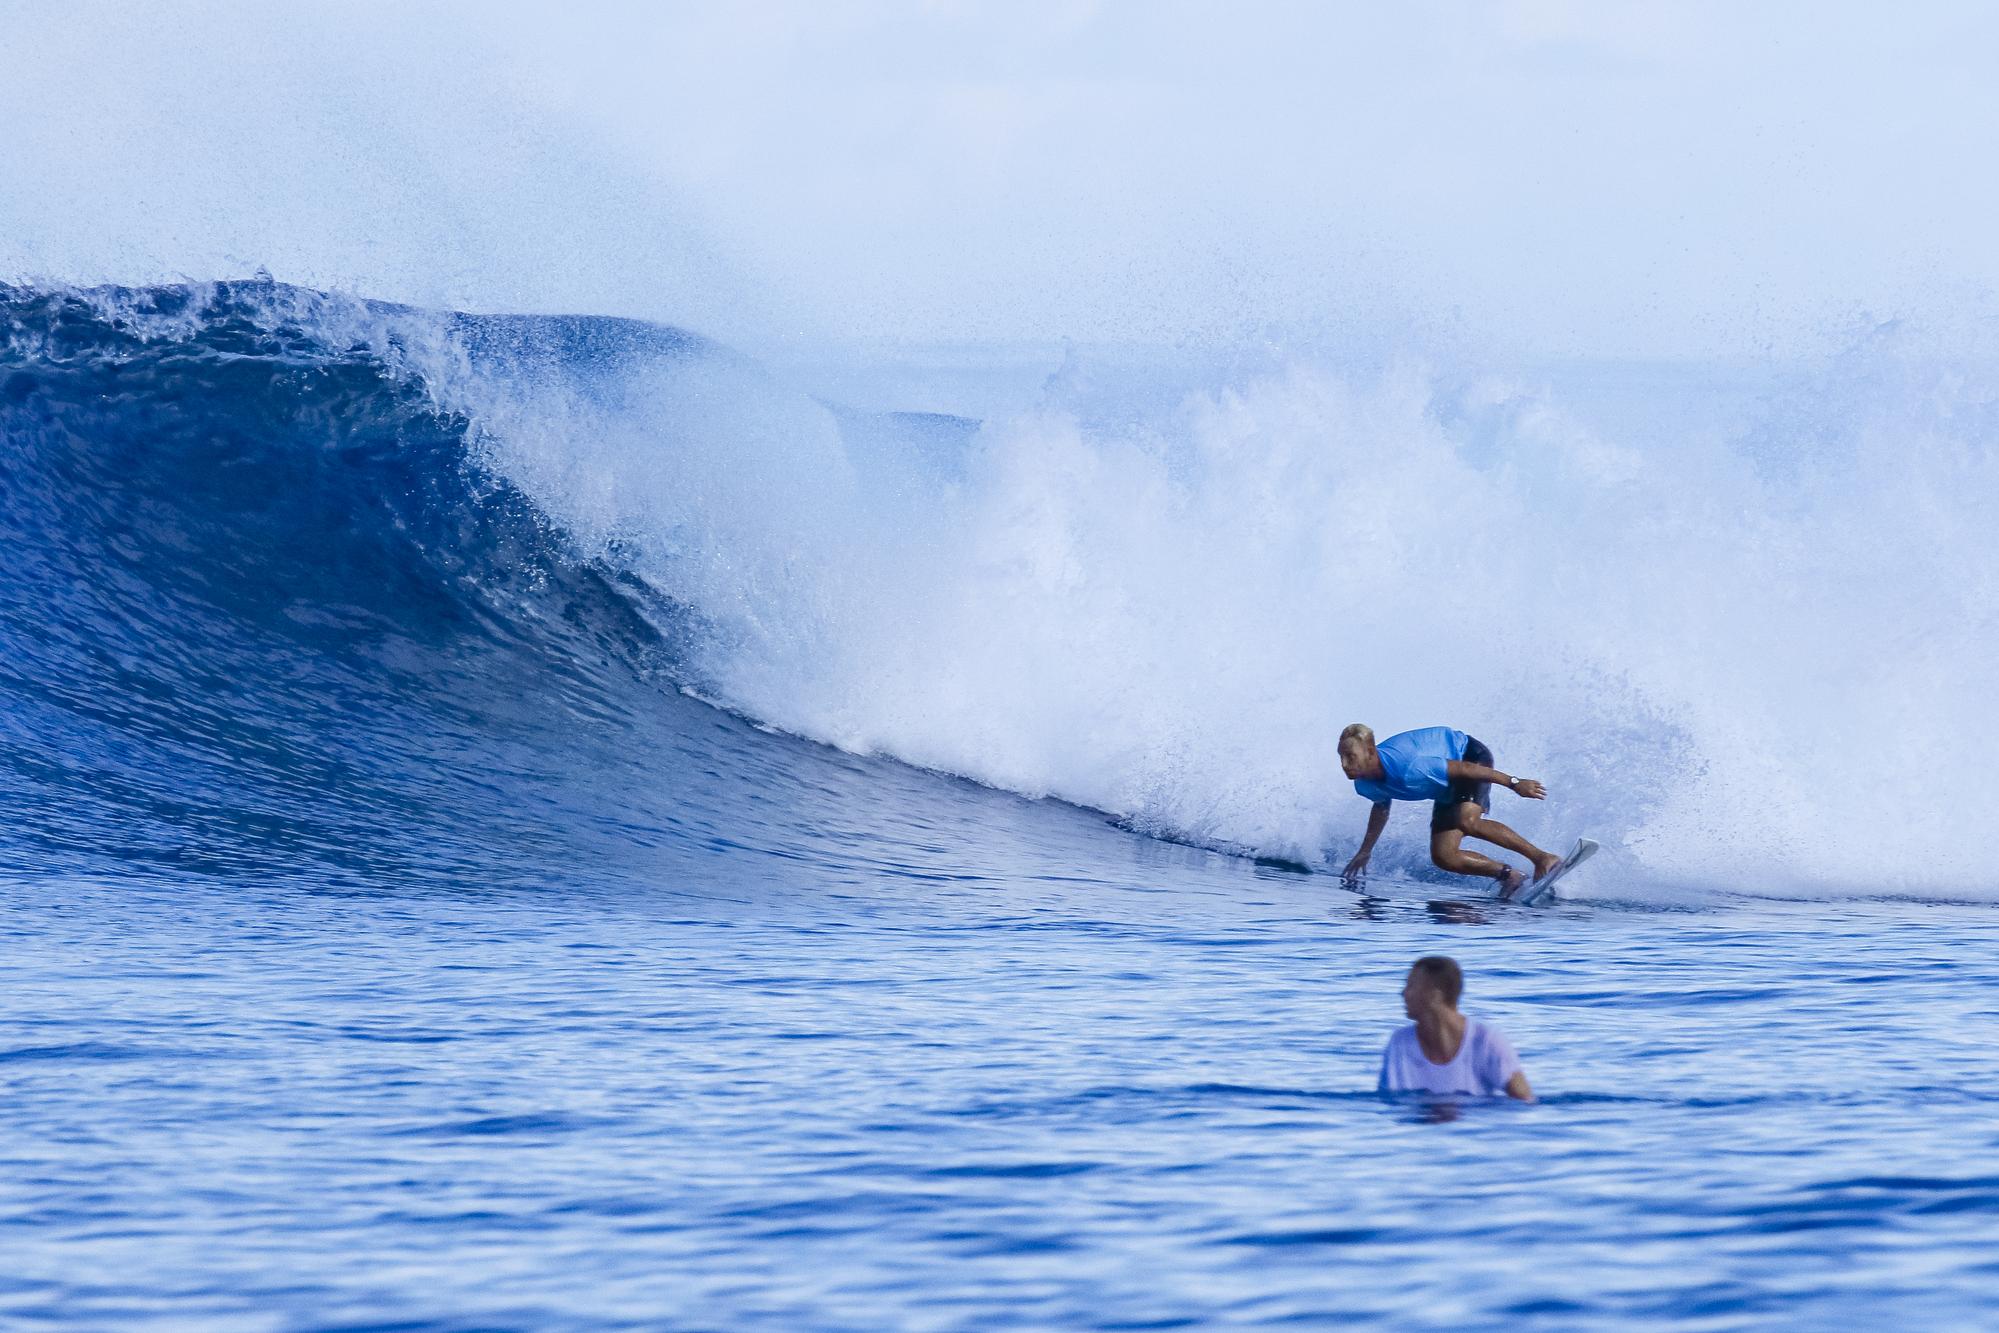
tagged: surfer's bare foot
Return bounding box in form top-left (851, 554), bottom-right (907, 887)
top-left (1497, 867), bottom-right (1527, 897)
top-left (1530, 851), bottom-right (1562, 882)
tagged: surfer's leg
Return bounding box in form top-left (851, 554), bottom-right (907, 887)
top-left (1455, 805), bottom-right (1561, 880)
top-left (1429, 822), bottom-right (1517, 888)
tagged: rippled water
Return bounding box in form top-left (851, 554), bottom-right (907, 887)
top-left (8, 839), bottom-right (1999, 1329)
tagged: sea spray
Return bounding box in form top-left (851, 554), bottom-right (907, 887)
top-left (404, 310), bottom-right (1999, 895)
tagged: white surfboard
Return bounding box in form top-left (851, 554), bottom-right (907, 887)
top-left (1504, 837), bottom-right (1598, 906)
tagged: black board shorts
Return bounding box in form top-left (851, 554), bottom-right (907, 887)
top-left (1430, 736), bottom-right (1494, 832)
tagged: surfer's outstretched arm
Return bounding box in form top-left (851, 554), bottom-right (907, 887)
top-left (1446, 760), bottom-right (1545, 800)
top-left (1343, 801), bottom-right (1391, 881)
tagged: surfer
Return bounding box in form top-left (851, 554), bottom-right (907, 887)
top-left (1379, 955), bottom-right (1533, 1100)
top-left (1338, 723), bottom-right (1560, 895)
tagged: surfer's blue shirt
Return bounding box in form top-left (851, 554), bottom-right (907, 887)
top-left (1354, 727), bottom-right (1469, 804)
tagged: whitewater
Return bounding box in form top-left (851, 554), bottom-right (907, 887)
top-left (6, 277), bottom-right (1999, 1327)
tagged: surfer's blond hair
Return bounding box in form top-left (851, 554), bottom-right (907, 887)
top-left (1338, 723), bottom-right (1375, 754)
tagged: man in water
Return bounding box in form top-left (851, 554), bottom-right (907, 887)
top-left (1379, 955), bottom-right (1533, 1101)
top-left (1338, 723), bottom-right (1558, 895)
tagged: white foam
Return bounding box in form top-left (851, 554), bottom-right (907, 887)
top-left (406, 319), bottom-right (1999, 898)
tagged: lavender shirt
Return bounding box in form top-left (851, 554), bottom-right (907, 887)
top-left (1378, 1017), bottom-right (1523, 1095)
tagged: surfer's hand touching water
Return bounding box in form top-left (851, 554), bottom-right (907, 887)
top-left (1342, 801), bottom-right (1391, 883)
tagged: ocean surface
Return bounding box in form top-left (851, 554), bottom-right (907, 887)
top-left (5, 281), bottom-right (1999, 1329)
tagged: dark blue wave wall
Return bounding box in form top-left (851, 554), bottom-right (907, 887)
top-left (0, 281), bottom-right (792, 892)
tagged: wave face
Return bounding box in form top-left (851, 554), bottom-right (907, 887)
top-left (3, 280), bottom-right (1996, 896)
top-left (0, 279), bottom-right (984, 895)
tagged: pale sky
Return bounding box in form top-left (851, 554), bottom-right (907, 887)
top-left (6, 1), bottom-right (1998, 356)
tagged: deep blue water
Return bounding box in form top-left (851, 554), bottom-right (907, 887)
top-left (5, 282), bottom-right (1999, 1329)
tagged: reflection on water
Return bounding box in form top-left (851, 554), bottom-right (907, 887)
top-left (1342, 890), bottom-right (1494, 926)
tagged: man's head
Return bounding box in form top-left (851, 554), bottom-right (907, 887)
top-left (1402, 955), bottom-right (1463, 1019)
top-left (1338, 723), bottom-right (1379, 780)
